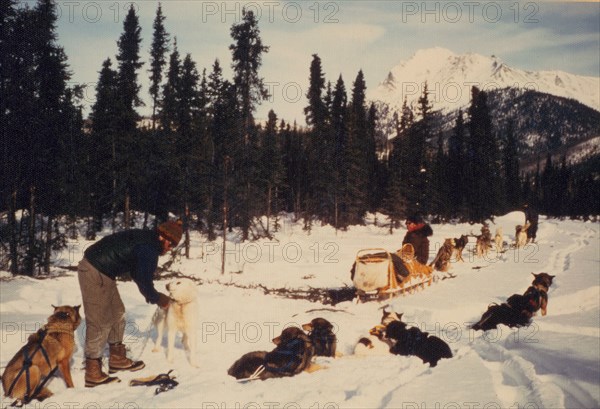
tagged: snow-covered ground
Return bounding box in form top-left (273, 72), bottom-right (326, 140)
top-left (1, 212), bottom-right (599, 409)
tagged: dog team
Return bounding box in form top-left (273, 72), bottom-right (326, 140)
top-left (431, 214), bottom-right (539, 274)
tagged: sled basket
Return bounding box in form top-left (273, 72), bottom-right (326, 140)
top-left (352, 245), bottom-right (434, 302)
top-left (352, 248), bottom-right (399, 293)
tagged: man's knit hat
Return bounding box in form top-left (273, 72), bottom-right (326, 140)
top-left (158, 220), bottom-right (183, 245)
top-left (406, 214), bottom-right (424, 224)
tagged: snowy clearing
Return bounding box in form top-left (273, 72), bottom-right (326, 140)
top-left (1, 212), bottom-right (599, 409)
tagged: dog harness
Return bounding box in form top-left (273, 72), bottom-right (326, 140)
top-left (6, 327), bottom-right (57, 406)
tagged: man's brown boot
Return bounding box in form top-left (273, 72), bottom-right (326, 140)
top-left (85, 358), bottom-right (120, 387)
top-left (109, 342), bottom-right (145, 374)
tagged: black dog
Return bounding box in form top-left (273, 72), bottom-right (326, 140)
top-left (471, 301), bottom-right (532, 331)
top-left (385, 320), bottom-right (452, 367)
top-left (228, 327), bottom-right (321, 380)
top-left (302, 318), bottom-right (337, 357)
top-left (227, 351), bottom-right (269, 380)
top-left (472, 272), bottom-right (555, 331)
top-left (472, 288), bottom-right (543, 331)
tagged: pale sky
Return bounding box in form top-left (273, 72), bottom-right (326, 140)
top-left (41, 0), bottom-right (600, 124)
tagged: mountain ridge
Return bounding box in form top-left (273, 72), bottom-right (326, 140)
top-left (369, 47), bottom-right (600, 114)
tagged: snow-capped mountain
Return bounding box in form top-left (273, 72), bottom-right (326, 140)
top-left (370, 47), bottom-right (600, 113)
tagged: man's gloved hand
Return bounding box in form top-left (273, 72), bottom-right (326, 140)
top-left (157, 292), bottom-right (171, 309)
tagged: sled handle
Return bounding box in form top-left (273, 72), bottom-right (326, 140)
top-left (356, 248), bottom-right (391, 261)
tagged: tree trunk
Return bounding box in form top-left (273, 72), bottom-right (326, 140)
top-left (111, 137), bottom-right (117, 231)
top-left (44, 215), bottom-right (53, 275)
top-left (221, 157), bottom-right (230, 275)
top-left (334, 196), bottom-right (339, 234)
top-left (8, 190), bottom-right (18, 275)
top-left (266, 184), bottom-right (272, 235)
top-left (26, 185), bottom-right (36, 276)
top-left (124, 189), bottom-right (131, 229)
top-left (184, 202), bottom-right (190, 259)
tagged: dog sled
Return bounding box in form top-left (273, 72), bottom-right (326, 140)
top-left (351, 244), bottom-right (433, 302)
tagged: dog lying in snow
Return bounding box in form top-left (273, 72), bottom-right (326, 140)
top-left (153, 278), bottom-right (199, 367)
top-left (302, 318), bottom-right (340, 358)
top-left (228, 326), bottom-right (323, 380)
top-left (471, 272), bottom-right (555, 331)
top-left (353, 309), bottom-right (399, 356)
top-left (529, 272), bottom-right (555, 316)
top-left (384, 314), bottom-right (453, 367)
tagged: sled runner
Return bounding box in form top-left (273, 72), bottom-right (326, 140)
top-left (351, 244), bottom-right (433, 302)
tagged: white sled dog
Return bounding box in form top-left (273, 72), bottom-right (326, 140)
top-left (153, 278), bottom-right (199, 367)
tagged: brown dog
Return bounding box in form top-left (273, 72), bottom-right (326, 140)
top-left (431, 239), bottom-right (455, 272)
top-left (1, 305), bottom-right (81, 403)
top-left (453, 235), bottom-right (469, 262)
top-left (228, 326), bottom-right (322, 381)
top-left (531, 272), bottom-right (555, 315)
top-left (476, 224), bottom-right (492, 258)
top-left (494, 227), bottom-right (504, 253)
top-left (302, 318), bottom-right (339, 358)
top-left (515, 223), bottom-right (530, 248)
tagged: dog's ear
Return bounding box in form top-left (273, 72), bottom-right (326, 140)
top-left (52, 304), bottom-right (57, 310)
top-left (272, 335), bottom-right (281, 345)
top-left (398, 313), bottom-right (404, 321)
top-left (301, 322), bottom-right (313, 332)
top-left (74, 305), bottom-right (81, 313)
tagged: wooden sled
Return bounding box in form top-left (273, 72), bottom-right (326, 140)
top-left (352, 244), bottom-right (433, 303)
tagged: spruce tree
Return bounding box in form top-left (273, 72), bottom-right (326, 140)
top-left (385, 100), bottom-right (413, 232)
top-left (366, 103), bottom-right (380, 211)
top-left (261, 110), bottom-right (285, 233)
top-left (502, 120), bottom-right (521, 210)
top-left (429, 132), bottom-right (449, 220)
top-left (89, 58), bottom-right (120, 227)
top-left (448, 109), bottom-right (466, 218)
top-left (229, 7), bottom-right (269, 137)
top-left (466, 87), bottom-right (502, 222)
top-left (342, 70), bottom-right (370, 226)
top-left (160, 38), bottom-right (181, 132)
top-left (148, 3), bottom-right (169, 131)
top-left (330, 75), bottom-right (347, 228)
top-left (176, 53), bottom-right (202, 256)
top-left (229, 8), bottom-right (269, 239)
top-left (466, 87), bottom-right (503, 223)
top-left (116, 4), bottom-right (144, 123)
top-left (115, 4), bottom-right (144, 228)
top-left (304, 54), bottom-right (332, 224)
top-left (1, 1), bottom-right (34, 274)
top-left (405, 84), bottom-right (432, 215)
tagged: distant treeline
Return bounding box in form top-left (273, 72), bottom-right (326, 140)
top-left (1, 1), bottom-right (598, 276)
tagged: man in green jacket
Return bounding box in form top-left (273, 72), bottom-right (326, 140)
top-left (77, 220), bottom-right (183, 387)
